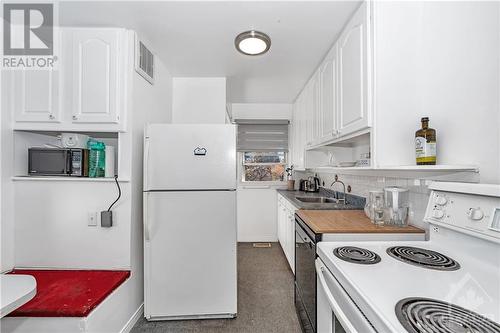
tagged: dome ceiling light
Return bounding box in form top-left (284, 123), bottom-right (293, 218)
top-left (234, 30), bottom-right (271, 56)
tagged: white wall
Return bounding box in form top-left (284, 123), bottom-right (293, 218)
top-left (172, 77), bottom-right (226, 124)
top-left (373, 1), bottom-right (500, 184)
top-left (1, 71), bottom-right (15, 272)
top-left (125, 29), bottom-right (173, 326)
top-left (237, 186), bottom-right (286, 242)
top-left (233, 103), bottom-right (292, 242)
top-left (231, 103), bottom-right (292, 242)
top-left (13, 180), bottom-right (132, 269)
top-left (231, 103), bottom-right (292, 120)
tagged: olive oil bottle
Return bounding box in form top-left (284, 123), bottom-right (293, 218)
top-left (415, 117), bottom-right (436, 165)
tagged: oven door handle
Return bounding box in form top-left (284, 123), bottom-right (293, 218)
top-left (315, 259), bottom-right (359, 333)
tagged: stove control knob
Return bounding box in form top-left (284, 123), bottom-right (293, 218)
top-left (467, 208), bottom-right (484, 221)
top-left (432, 210), bottom-right (445, 219)
top-left (435, 196), bottom-right (448, 206)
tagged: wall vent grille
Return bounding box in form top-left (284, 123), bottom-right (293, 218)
top-left (135, 37), bottom-right (154, 84)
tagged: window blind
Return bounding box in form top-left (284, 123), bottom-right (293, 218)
top-left (236, 122), bottom-right (289, 152)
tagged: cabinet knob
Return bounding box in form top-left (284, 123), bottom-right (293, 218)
top-left (48, 114), bottom-right (54, 119)
top-left (72, 115), bottom-right (78, 120)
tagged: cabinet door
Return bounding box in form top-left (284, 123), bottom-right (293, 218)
top-left (293, 95), bottom-right (305, 169)
top-left (281, 205), bottom-right (289, 257)
top-left (319, 44), bottom-right (338, 141)
top-left (277, 199), bottom-right (284, 247)
top-left (303, 85), bottom-right (311, 147)
top-left (288, 212), bottom-right (295, 275)
top-left (72, 29), bottom-right (121, 124)
top-left (288, 108), bottom-right (295, 167)
top-left (311, 71), bottom-right (320, 145)
top-left (283, 209), bottom-right (293, 268)
top-left (304, 77), bottom-right (317, 147)
top-left (338, 2), bottom-right (370, 137)
top-left (12, 68), bottom-right (60, 123)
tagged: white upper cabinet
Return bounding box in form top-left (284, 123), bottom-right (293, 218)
top-left (11, 28), bottom-right (127, 131)
top-left (338, 2), bottom-right (370, 137)
top-left (288, 1), bottom-right (371, 162)
top-left (71, 29), bottom-right (122, 124)
top-left (311, 70), bottom-right (320, 145)
top-left (303, 70), bottom-right (320, 147)
top-left (292, 94), bottom-right (305, 169)
top-left (12, 68), bottom-right (60, 123)
top-left (304, 80), bottom-right (314, 146)
top-left (319, 44), bottom-right (338, 142)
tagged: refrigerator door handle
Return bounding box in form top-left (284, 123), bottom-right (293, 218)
top-left (144, 192), bottom-right (151, 241)
top-left (144, 136), bottom-right (150, 190)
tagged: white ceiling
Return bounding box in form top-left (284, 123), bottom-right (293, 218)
top-left (59, 1), bottom-right (361, 103)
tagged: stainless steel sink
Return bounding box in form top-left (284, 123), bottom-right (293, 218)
top-left (295, 196), bottom-right (340, 204)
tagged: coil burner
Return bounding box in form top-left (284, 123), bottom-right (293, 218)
top-left (387, 246), bottom-right (460, 271)
top-left (396, 297), bottom-right (500, 333)
top-left (333, 246), bottom-right (381, 265)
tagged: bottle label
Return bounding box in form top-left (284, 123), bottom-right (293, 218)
top-left (415, 137), bottom-right (436, 162)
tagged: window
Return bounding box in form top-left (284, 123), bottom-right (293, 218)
top-left (235, 120), bottom-right (289, 182)
top-left (241, 152), bottom-right (286, 182)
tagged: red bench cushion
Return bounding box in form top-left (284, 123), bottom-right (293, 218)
top-left (7, 269), bottom-right (130, 317)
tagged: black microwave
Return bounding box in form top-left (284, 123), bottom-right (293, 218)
top-left (28, 148), bottom-right (89, 177)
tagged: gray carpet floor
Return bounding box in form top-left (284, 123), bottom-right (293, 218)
top-left (132, 242), bottom-right (302, 333)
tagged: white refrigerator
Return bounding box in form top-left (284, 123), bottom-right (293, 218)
top-left (143, 124), bottom-right (237, 321)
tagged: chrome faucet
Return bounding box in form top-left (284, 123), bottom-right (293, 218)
top-left (330, 175), bottom-right (347, 204)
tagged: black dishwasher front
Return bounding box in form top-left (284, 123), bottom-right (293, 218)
top-left (295, 215), bottom-right (320, 333)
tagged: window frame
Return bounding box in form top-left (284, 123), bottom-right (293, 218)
top-left (238, 151), bottom-right (288, 184)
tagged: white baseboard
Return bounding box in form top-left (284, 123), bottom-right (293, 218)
top-left (120, 303), bottom-right (143, 333)
top-left (237, 238), bottom-right (278, 243)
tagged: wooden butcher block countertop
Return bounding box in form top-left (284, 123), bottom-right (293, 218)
top-left (296, 210), bottom-right (425, 234)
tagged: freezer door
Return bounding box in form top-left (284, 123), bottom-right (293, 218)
top-left (144, 191), bottom-right (237, 318)
top-left (144, 124), bottom-right (236, 190)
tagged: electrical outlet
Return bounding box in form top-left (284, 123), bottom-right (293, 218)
top-left (88, 212), bottom-right (98, 226)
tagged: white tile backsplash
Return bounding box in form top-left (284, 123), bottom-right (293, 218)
top-left (295, 171), bottom-right (431, 233)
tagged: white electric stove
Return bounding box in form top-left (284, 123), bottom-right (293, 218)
top-left (316, 182), bottom-right (500, 333)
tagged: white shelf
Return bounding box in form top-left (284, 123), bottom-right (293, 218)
top-left (308, 165), bottom-right (480, 182)
top-left (310, 165), bottom-right (478, 172)
top-left (312, 166), bottom-right (373, 171)
top-left (12, 176), bottom-right (130, 183)
top-left (375, 165), bottom-right (479, 172)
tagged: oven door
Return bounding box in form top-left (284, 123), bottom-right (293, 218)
top-left (315, 258), bottom-right (376, 333)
